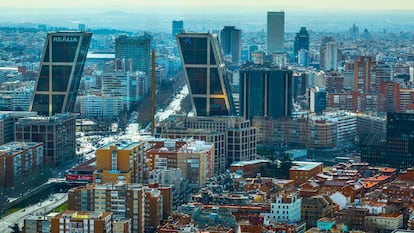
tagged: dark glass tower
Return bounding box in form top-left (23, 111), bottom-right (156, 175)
top-left (177, 33), bottom-right (235, 117)
top-left (172, 20), bottom-right (184, 36)
top-left (220, 26), bottom-right (242, 64)
top-left (294, 27), bottom-right (309, 58)
top-left (30, 31), bottom-right (92, 116)
top-left (239, 64), bottom-right (293, 120)
top-left (115, 34), bottom-right (152, 74)
top-left (361, 112), bottom-right (414, 170)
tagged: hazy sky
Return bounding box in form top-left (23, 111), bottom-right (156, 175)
top-left (3, 0), bottom-right (414, 11)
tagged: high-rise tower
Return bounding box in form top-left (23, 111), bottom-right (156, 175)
top-left (294, 27), bottom-right (309, 58)
top-left (177, 33), bottom-right (235, 117)
top-left (172, 20), bottom-right (184, 36)
top-left (240, 63), bottom-right (293, 120)
top-left (267, 11), bottom-right (285, 54)
top-left (220, 26), bottom-right (242, 64)
top-left (30, 31), bottom-right (92, 116)
top-left (115, 34), bottom-right (152, 74)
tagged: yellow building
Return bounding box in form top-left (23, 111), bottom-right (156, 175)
top-left (95, 141), bottom-right (145, 184)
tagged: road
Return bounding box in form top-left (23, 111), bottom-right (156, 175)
top-left (0, 193), bottom-right (67, 232)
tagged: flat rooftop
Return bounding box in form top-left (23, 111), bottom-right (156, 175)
top-left (291, 161), bottom-right (322, 171)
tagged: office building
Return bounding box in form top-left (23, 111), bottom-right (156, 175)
top-left (184, 116), bottom-right (257, 168)
top-left (290, 161), bottom-right (323, 186)
top-left (239, 63), bottom-right (293, 120)
top-left (324, 42), bottom-right (338, 71)
top-left (115, 34), bottom-right (152, 74)
top-left (354, 56), bottom-right (377, 94)
top-left (267, 11), bottom-right (285, 53)
top-left (15, 113), bottom-right (76, 166)
top-left (95, 140), bottom-right (146, 184)
top-left (0, 111), bottom-right (38, 146)
top-left (298, 49), bottom-right (309, 66)
top-left (50, 211), bottom-right (113, 233)
top-left (101, 71), bottom-right (131, 110)
top-left (325, 72), bottom-right (344, 93)
top-left (220, 26), bottom-right (242, 64)
top-left (400, 89), bottom-right (414, 112)
top-left (177, 32), bottom-right (235, 116)
top-left (361, 112), bottom-right (414, 170)
top-left (0, 141), bottom-right (43, 187)
top-left (294, 27), bottom-right (309, 58)
top-left (30, 31), bottom-right (92, 116)
top-left (310, 87), bottom-right (327, 114)
top-left (172, 20), bottom-right (184, 36)
top-left (319, 36), bottom-right (335, 71)
top-left (379, 81), bottom-right (400, 113)
top-left (156, 115), bottom-right (256, 172)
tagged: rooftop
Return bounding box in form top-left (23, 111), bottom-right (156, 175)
top-left (231, 159), bottom-right (271, 167)
top-left (291, 161), bottom-right (322, 171)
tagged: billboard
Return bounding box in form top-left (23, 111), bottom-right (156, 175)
top-left (65, 174), bottom-right (93, 182)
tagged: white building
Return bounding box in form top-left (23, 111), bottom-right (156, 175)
top-left (263, 192), bottom-right (302, 225)
top-left (324, 42), bottom-right (338, 71)
top-left (78, 95), bottom-right (125, 119)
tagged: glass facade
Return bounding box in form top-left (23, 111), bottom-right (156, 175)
top-left (240, 65), bottom-right (293, 120)
top-left (177, 33), bottom-right (235, 116)
top-left (30, 31), bottom-right (92, 116)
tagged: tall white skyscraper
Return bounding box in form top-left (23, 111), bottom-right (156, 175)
top-left (267, 11), bottom-right (285, 54)
top-left (324, 42), bottom-right (338, 71)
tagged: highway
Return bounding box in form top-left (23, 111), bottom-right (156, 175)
top-left (0, 193), bottom-right (67, 233)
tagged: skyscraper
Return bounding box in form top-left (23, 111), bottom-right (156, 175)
top-left (310, 87), bottom-right (327, 114)
top-left (240, 63), bottom-right (293, 120)
top-left (30, 31), bottom-right (92, 116)
top-left (267, 11), bottom-right (285, 54)
top-left (354, 56), bottom-right (376, 94)
top-left (115, 34), bottom-right (152, 74)
top-left (294, 27), bottom-right (309, 58)
top-left (172, 20), bottom-right (184, 36)
top-left (324, 41), bottom-right (338, 71)
top-left (220, 26), bottom-right (242, 64)
top-left (177, 32), bottom-right (235, 116)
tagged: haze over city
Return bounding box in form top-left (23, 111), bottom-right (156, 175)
top-left (1, 0), bottom-right (414, 32)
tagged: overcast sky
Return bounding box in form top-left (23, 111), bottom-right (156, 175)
top-left (3, 0), bottom-right (414, 11)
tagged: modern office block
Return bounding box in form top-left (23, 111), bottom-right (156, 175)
top-left (239, 63), bottom-right (293, 120)
top-left (15, 113), bottom-right (76, 166)
top-left (267, 11), bottom-right (285, 53)
top-left (310, 87), bottom-right (327, 114)
top-left (172, 20), bottom-right (184, 36)
top-left (115, 34), bottom-right (152, 74)
top-left (220, 26), bottom-right (242, 64)
top-left (30, 31), bottom-right (92, 116)
top-left (177, 32), bottom-right (235, 116)
top-left (361, 112), bottom-right (414, 170)
top-left (294, 27), bottom-right (309, 58)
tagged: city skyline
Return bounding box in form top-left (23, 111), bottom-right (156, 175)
top-left (2, 0), bottom-right (414, 11)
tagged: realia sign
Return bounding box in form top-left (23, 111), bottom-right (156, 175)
top-left (66, 174), bottom-right (93, 182)
top-left (53, 36), bottom-right (79, 43)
